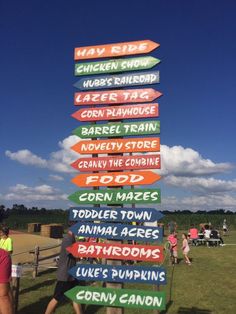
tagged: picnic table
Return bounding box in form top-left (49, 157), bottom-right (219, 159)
top-left (188, 233), bottom-right (221, 246)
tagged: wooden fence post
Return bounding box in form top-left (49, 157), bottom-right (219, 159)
top-left (32, 245), bottom-right (39, 278)
top-left (12, 263), bottom-right (22, 314)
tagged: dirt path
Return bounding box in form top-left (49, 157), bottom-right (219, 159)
top-left (10, 232), bottom-right (61, 264)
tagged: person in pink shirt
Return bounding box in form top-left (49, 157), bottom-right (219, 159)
top-left (189, 224), bottom-right (199, 246)
top-left (167, 233), bottom-right (178, 265)
top-left (182, 233), bottom-right (191, 265)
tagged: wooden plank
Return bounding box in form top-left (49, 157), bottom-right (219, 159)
top-left (68, 264), bottom-right (167, 285)
top-left (65, 286), bottom-right (165, 310)
top-left (74, 88), bottom-right (162, 105)
top-left (74, 40), bottom-right (160, 60)
top-left (71, 154), bottom-right (161, 172)
top-left (67, 242), bottom-right (164, 263)
top-left (68, 188), bottom-right (161, 205)
top-left (74, 71), bottom-right (160, 90)
top-left (73, 121), bottom-right (160, 138)
top-left (69, 206), bottom-right (164, 223)
top-left (75, 56), bottom-right (160, 76)
top-left (71, 171), bottom-right (161, 187)
top-left (71, 137), bottom-right (160, 154)
top-left (69, 222), bottom-right (163, 242)
top-left (72, 103), bottom-right (159, 122)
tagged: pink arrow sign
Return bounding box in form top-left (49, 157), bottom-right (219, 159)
top-left (74, 89), bottom-right (162, 106)
top-left (72, 103), bottom-right (159, 122)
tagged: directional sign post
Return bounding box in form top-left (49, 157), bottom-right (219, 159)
top-left (75, 56), bottom-right (160, 76)
top-left (73, 121), bottom-right (160, 138)
top-left (69, 206), bottom-right (164, 222)
top-left (65, 286), bottom-right (165, 310)
top-left (74, 39), bottom-right (160, 60)
top-left (70, 222), bottom-right (163, 242)
top-left (70, 38), bottom-right (165, 314)
top-left (72, 103), bottom-right (159, 122)
top-left (68, 188), bottom-right (161, 205)
top-left (74, 88), bottom-right (162, 105)
top-left (71, 154), bottom-right (161, 172)
top-left (71, 137), bottom-right (160, 154)
top-left (71, 171), bottom-right (161, 187)
top-left (74, 71), bottom-right (160, 90)
top-left (69, 264), bottom-right (167, 285)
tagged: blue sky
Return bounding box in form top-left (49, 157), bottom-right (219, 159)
top-left (0, 0), bottom-right (236, 211)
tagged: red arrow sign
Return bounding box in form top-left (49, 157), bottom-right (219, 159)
top-left (71, 171), bottom-right (161, 187)
top-left (72, 103), bottom-right (159, 122)
top-left (74, 89), bottom-right (162, 105)
top-left (74, 40), bottom-right (159, 60)
top-left (67, 242), bottom-right (164, 262)
top-left (71, 154), bottom-right (161, 172)
top-left (71, 137), bottom-right (160, 155)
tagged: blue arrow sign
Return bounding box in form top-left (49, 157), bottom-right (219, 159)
top-left (69, 222), bottom-right (163, 242)
top-left (74, 71), bottom-right (160, 90)
top-left (69, 207), bottom-right (164, 223)
top-left (69, 263), bottom-right (166, 285)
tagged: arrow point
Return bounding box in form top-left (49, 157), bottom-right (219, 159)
top-left (66, 245), bottom-right (73, 254)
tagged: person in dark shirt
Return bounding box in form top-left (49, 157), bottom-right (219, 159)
top-left (44, 229), bottom-right (83, 314)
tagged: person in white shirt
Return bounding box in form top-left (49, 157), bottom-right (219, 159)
top-left (203, 225), bottom-right (211, 246)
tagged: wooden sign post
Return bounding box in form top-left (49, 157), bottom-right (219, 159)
top-left (68, 39), bottom-right (165, 313)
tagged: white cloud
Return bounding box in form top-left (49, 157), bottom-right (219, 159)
top-left (162, 194), bottom-right (236, 211)
top-left (5, 149), bottom-right (47, 167)
top-left (5, 136), bottom-right (79, 174)
top-left (47, 136), bottom-right (79, 173)
top-left (1, 184), bottom-right (68, 202)
top-left (160, 145), bottom-right (233, 176)
top-left (164, 176), bottom-right (236, 194)
top-left (49, 174), bottom-right (64, 181)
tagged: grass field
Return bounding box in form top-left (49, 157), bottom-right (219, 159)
top-left (16, 230), bottom-right (236, 314)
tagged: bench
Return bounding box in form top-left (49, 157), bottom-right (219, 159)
top-left (197, 238), bottom-right (221, 246)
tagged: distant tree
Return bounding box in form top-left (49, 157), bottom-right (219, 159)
top-left (0, 205), bottom-right (10, 223)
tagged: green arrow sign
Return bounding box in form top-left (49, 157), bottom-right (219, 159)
top-left (73, 121), bottom-right (160, 138)
top-left (65, 285), bottom-right (166, 310)
top-left (68, 189), bottom-right (161, 205)
top-left (75, 56), bottom-right (160, 76)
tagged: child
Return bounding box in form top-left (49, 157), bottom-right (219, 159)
top-left (182, 233), bottom-right (191, 265)
top-left (167, 233), bottom-right (178, 265)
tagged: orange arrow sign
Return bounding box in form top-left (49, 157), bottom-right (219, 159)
top-left (74, 40), bottom-right (159, 60)
top-left (71, 137), bottom-right (160, 155)
top-left (71, 171), bottom-right (161, 187)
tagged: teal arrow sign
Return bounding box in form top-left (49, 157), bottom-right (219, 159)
top-left (68, 189), bottom-right (161, 205)
top-left (73, 120), bottom-right (160, 138)
top-left (74, 56), bottom-right (160, 76)
top-left (74, 71), bottom-right (160, 90)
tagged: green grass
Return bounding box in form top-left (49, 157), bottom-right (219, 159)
top-left (17, 231), bottom-right (236, 314)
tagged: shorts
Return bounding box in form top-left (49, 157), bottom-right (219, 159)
top-left (53, 280), bottom-right (85, 302)
top-left (0, 253), bottom-right (11, 283)
top-left (170, 249), bottom-right (178, 258)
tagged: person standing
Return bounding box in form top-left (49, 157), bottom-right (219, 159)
top-left (182, 233), bottom-right (191, 265)
top-left (189, 224), bottom-right (199, 246)
top-left (167, 233), bottom-right (178, 265)
top-left (222, 219), bottom-right (228, 235)
top-left (0, 248), bottom-right (13, 314)
top-left (0, 226), bottom-right (13, 255)
top-left (44, 229), bottom-right (83, 314)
